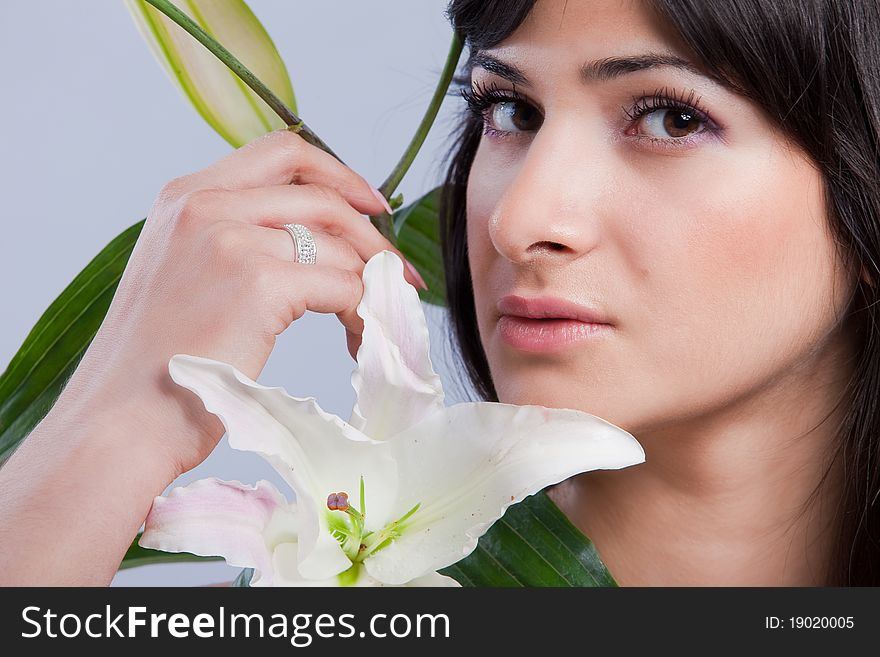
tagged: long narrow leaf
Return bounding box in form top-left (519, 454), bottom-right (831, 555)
top-left (119, 532), bottom-right (222, 569)
top-left (0, 221), bottom-right (144, 463)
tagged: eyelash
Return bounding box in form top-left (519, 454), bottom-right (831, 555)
top-left (460, 79), bottom-right (717, 150)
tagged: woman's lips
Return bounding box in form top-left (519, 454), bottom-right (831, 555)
top-left (496, 294), bottom-right (612, 324)
top-left (495, 295), bottom-right (614, 352)
top-left (496, 315), bottom-right (612, 353)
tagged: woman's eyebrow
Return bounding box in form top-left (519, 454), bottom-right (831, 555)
top-left (471, 51), bottom-right (711, 85)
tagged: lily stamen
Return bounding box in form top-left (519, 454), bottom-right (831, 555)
top-left (326, 491), bottom-right (350, 511)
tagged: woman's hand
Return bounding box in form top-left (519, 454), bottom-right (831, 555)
top-left (58, 128), bottom-right (426, 480)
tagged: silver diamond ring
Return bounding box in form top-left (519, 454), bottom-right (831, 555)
top-left (281, 223), bottom-right (317, 265)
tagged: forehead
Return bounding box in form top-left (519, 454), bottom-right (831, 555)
top-left (470, 0), bottom-right (719, 91)
top-left (502, 0), bottom-right (681, 49)
top-left (473, 0), bottom-right (694, 77)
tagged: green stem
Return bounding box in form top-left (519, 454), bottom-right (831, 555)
top-left (378, 30), bottom-right (465, 201)
top-left (141, 0), bottom-right (341, 162)
top-left (369, 30), bottom-right (464, 245)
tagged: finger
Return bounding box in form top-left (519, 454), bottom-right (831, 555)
top-left (210, 220), bottom-right (366, 273)
top-left (173, 129), bottom-right (390, 217)
top-left (184, 185), bottom-right (425, 290)
top-left (255, 258), bottom-right (366, 342)
top-left (346, 329), bottom-right (363, 362)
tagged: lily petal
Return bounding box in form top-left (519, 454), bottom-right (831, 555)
top-left (353, 568), bottom-right (460, 587)
top-left (364, 402), bottom-right (645, 585)
top-left (167, 354), bottom-right (399, 579)
top-left (268, 543), bottom-right (346, 587)
top-left (349, 251), bottom-right (445, 439)
top-left (402, 571), bottom-right (462, 587)
top-left (139, 477), bottom-right (296, 586)
top-left (124, 0), bottom-right (296, 147)
top-left (270, 544), bottom-right (458, 587)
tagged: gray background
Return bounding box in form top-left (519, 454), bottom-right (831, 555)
top-left (0, 0), bottom-right (474, 585)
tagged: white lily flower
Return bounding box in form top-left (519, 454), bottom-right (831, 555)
top-left (139, 251), bottom-right (645, 586)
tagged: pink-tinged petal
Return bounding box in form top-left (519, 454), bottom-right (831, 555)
top-left (364, 402), bottom-right (645, 585)
top-left (167, 354), bottom-right (399, 580)
top-left (348, 251), bottom-right (445, 440)
top-left (139, 478), bottom-right (296, 587)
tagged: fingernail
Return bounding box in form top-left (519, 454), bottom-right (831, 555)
top-left (371, 187), bottom-right (394, 216)
top-left (405, 259), bottom-right (429, 291)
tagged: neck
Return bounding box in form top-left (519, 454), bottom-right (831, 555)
top-left (548, 331), bottom-right (856, 587)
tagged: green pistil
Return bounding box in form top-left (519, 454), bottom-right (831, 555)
top-left (326, 477), bottom-right (421, 564)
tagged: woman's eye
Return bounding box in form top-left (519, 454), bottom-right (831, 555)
top-left (636, 108), bottom-right (706, 139)
top-left (488, 100), bottom-right (542, 134)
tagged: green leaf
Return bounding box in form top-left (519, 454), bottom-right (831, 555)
top-left (439, 490), bottom-right (617, 587)
top-left (125, 0), bottom-right (297, 147)
top-left (119, 532), bottom-right (222, 569)
top-left (393, 186), bottom-right (446, 307)
top-left (232, 567), bottom-right (254, 587)
top-left (0, 220), bottom-right (145, 463)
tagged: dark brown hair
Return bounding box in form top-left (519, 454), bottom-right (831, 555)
top-left (438, 0), bottom-right (880, 585)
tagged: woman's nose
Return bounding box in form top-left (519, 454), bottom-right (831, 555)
top-left (487, 124), bottom-right (606, 266)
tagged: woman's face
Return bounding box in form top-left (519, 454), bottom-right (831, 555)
top-left (466, 0), bottom-right (860, 435)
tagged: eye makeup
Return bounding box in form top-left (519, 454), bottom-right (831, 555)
top-left (461, 77), bottom-right (722, 150)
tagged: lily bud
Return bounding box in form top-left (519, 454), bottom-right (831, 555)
top-left (124, 0), bottom-right (297, 147)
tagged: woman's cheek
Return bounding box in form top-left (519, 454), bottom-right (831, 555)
top-left (633, 143), bottom-right (841, 410)
top-left (466, 152), bottom-right (517, 308)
